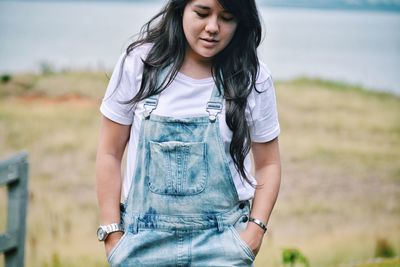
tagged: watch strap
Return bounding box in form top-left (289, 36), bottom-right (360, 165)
top-left (103, 223), bottom-right (123, 234)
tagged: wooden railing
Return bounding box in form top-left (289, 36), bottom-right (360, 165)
top-left (0, 152), bottom-right (29, 267)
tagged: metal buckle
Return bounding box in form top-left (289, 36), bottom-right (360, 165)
top-left (206, 102), bottom-right (222, 122)
top-left (207, 102), bottom-right (222, 110)
top-left (143, 98), bottom-right (158, 119)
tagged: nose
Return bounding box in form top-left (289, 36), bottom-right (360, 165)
top-left (205, 16), bottom-right (219, 34)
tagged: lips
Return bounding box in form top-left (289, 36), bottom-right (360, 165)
top-left (200, 38), bottom-right (219, 49)
top-left (200, 38), bottom-right (218, 43)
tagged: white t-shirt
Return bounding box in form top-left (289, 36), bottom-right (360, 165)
top-left (100, 43), bottom-right (280, 201)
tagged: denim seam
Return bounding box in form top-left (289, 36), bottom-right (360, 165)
top-left (106, 232), bottom-right (129, 263)
top-left (148, 141), bottom-right (207, 196)
top-left (213, 118), bottom-right (240, 202)
top-left (229, 225), bottom-right (256, 260)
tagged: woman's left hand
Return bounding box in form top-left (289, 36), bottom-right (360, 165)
top-left (239, 222), bottom-right (265, 256)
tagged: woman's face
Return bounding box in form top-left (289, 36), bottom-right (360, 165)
top-left (182, 0), bottom-right (238, 63)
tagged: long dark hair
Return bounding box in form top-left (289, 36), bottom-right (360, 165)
top-left (117, 0), bottom-right (262, 188)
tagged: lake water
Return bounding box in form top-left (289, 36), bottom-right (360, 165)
top-left (0, 1), bottom-right (399, 94)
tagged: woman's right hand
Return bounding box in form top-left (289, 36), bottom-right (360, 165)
top-left (96, 116), bottom-right (130, 257)
top-left (105, 231), bottom-right (124, 257)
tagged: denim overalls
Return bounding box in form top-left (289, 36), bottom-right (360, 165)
top-left (107, 72), bottom-right (256, 266)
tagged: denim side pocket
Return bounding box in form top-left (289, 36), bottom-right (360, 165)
top-left (107, 203), bottom-right (128, 265)
top-left (147, 141), bottom-right (207, 196)
top-left (106, 232), bottom-right (129, 264)
top-left (229, 215), bottom-right (256, 261)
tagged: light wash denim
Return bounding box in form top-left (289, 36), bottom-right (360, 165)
top-left (107, 79), bottom-right (256, 266)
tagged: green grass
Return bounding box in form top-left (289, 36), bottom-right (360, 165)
top-left (1, 72), bottom-right (399, 267)
top-left (354, 258), bottom-right (400, 267)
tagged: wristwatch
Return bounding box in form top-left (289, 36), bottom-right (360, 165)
top-left (97, 223), bottom-right (124, 241)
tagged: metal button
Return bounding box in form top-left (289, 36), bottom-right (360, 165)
top-left (120, 203), bottom-right (125, 212)
top-left (242, 215), bottom-right (248, 223)
top-left (239, 202), bottom-right (245, 209)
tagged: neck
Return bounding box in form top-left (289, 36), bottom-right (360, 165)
top-left (179, 49), bottom-right (213, 80)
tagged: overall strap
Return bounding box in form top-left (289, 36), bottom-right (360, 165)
top-left (143, 95), bottom-right (158, 119)
top-left (206, 83), bottom-right (224, 122)
top-left (143, 67), bottom-right (170, 119)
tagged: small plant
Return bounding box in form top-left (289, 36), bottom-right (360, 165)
top-left (1, 74), bottom-right (12, 83)
top-left (375, 238), bottom-right (396, 258)
top-left (282, 247), bottom-right (310, 267)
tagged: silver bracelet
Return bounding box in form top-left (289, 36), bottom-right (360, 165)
top-left (249, 217), bottom-right (267, 232)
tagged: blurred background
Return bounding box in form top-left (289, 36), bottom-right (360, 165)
top-left (0, 0), bottom-right (399, 267)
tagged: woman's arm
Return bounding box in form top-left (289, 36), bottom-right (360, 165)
top-left (240, 137), bottom-right (281, 255)
top-left (96, 116), bottom-right (131, 255)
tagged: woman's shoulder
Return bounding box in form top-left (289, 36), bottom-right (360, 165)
top-left (120, 43), bottom-right (154, 73)
top-left (250, 60), bottom-right (274, 96)
top-left (246, 60), bottom-right (278, 123)
top-left (255, 60), bottom-right (273, 86)
top-left (127, 42), bottom-right (153, 58)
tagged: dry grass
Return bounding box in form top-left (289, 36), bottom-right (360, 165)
top-left (0, 73), bottom-right (399, 267)
top-left (257, 79), bottom-right (400, 267)
top-left (353, 258), bottom-right (400, 267)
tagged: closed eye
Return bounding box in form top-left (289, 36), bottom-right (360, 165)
top-left (221, 11), bottom-right (235, 22)
top-left (221, 15), bottom-right (235, 22)
top-left (195, 11), bottom-right (208, 18)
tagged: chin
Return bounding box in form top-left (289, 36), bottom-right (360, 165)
top-left (198, 50), bottom-right (218, 59)
top-left (200, 54), bottom-right (215, 59)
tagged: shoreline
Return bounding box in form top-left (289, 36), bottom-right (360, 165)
top-left (1, 71), bottom-right (399, 99)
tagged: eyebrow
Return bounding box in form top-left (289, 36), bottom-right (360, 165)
top-left (192, 4), bottom-right (231, 15)
top-left (193, 5), bottom-right (211, 10)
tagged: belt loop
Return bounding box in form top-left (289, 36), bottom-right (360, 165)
top-left (128, 216), bottom-right (139, 234)
top-left (216, 214), bottom-right (225, 233)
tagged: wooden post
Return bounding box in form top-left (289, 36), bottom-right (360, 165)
top-left (0, 152), bottom-right (29, 267)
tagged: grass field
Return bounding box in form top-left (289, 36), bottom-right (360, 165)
top-left (0, 72), bottom-right (399, 267)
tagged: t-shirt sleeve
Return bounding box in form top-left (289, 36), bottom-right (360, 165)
top-left (100, 52), bottom-right (137, 125)
top-left (247, 63), bottom-right (280, 143)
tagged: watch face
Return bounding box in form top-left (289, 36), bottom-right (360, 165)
top-left (97, 227), bottom-right (106, 241)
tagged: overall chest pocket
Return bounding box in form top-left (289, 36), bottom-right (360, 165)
top-left (147, 141), bottom-right (208, 196)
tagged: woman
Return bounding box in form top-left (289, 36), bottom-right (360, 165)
top-left (96, 0), bottom-right (281, 266)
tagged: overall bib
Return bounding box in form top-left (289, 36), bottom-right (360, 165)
top-left (107, 76), bottom-right (256, 267)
